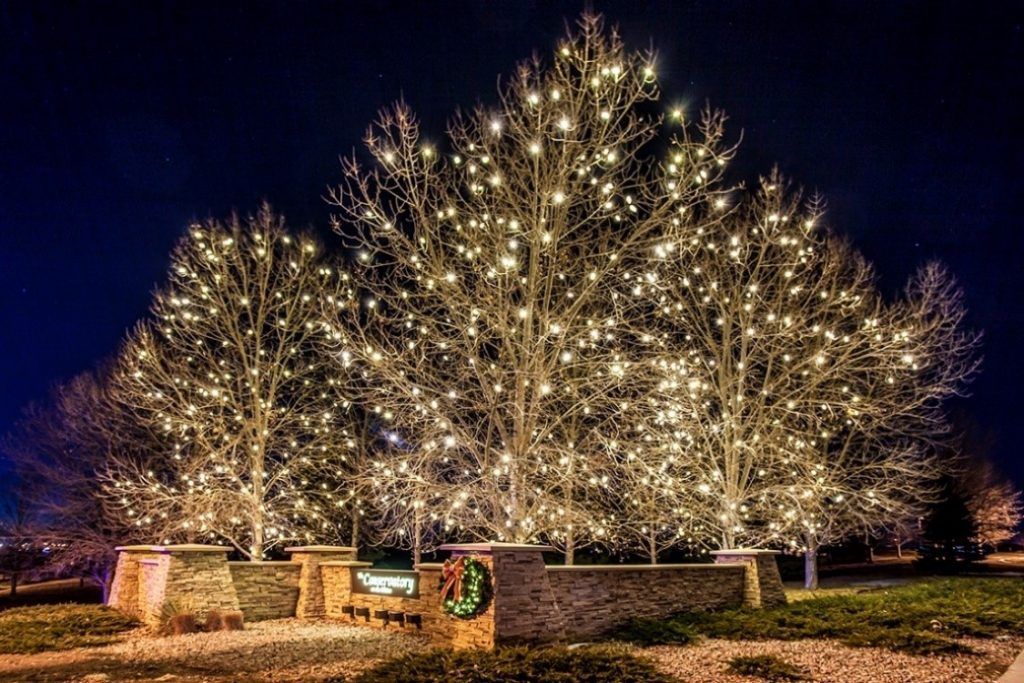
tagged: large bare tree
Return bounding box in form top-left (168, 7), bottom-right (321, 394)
top-left (108, 207), bottom-right (360, 559)
top-left (325, 15), bottom-right (733, 556)
top-left (3, 370), bottom-right (155, 599)
top-left (649, 177), bottom-right (978, 583)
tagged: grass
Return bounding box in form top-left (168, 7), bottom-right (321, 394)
top-left (614, 577), bottom-right (1024, 655)
top-left (0, 603), bottom-right (138, 654)
top-left (727, 655), bottom-right (809, 681)
top-left (0, 578), bottom-right (102, 610)
top-left (348, 645), bottom-right (678, 683)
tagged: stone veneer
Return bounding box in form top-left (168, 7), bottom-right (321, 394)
top-left (228, 561), bottom-right (301, 621)
top-left (547, 563), bottom-right (746, 638)
top-left (108, 545), bottom-right (162, 618)
top-left (109, 542), bottom-right (786, 646)
top-left (108, 545), bottom-right (239, 627)
top-left (286, 545), bottom-right (358, 618)
top-left (710, 549), bottom-right (787, 608)
top-left (321, 557), bottom-right (495, 649)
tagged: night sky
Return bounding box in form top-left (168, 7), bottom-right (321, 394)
top-left (1, 1), bottom-right (1021, 488)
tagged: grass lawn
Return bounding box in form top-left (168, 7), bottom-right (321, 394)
top-left (615, 577), bottom-right (1024, 655)
top-left (0, 604), bottom-right (138, 654)
top-left (0, 578), bottom-right (102, 611)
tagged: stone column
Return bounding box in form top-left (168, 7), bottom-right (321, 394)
top-left (107, 545), bottom-right (163, 616)
top-left (110, 544), bottom-right (240, 627)
top-left (710, 549), bottom-right (787, 608)
top-left (442, 542), bottom-right (566, 646)
top-left (147, 545), bottom-right (239, 626)
top-left (285, 545), bottom-right (358, 618)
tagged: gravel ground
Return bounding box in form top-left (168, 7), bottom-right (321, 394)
top-left (0, 619), bottom-right (427, 682)
top-left (0, 620), bottom-right (1019, 682)
top-left (646, 636), bottom-right (1024, 683)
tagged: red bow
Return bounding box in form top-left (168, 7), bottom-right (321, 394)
top-left (441, 556), bottom-right (465, 602)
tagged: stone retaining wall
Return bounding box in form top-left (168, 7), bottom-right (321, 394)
top-left (109, 542), bottom-right (786, 647)
top-left (229, 561), bottom-right (301, 622)
top-left (321, 560), bottom-right (495, 649)
top-left (547, 563), bottom-right (746, 638)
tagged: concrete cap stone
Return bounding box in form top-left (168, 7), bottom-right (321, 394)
top-left (114, 545), bottom-right (165, 552)
top-left (709, 548), bottom-right (781, 556)
top-left (319, 560), bottom-right (373, 567)
top-left (440, 542), bottom-right (554, 553)
top-left (157, 544), bottom-right (232, 553)
top-left (547, 563), bottom-right (742, 571)
top-left (284, 545), bottom-right (358, 553)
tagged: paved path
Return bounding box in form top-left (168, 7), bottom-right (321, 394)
top-left (999, 647), bottom-right (1024, 683)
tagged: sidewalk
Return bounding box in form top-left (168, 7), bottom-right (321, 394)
top-left (1000, 647), bottom-right (1024, 683)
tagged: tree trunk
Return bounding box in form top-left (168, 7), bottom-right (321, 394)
top-left (412, 509), bottom-right (423, 566)
top-left (896, 538), bottom-right (904, 559)
top-left (9, 573), bottom-right (17, 596)
top-left (564, 531), bottom-right (575, 566)
top-left (350, 508), bottom-right (361, 550)
top-left (804, 545), bottom-right (819, 590)
top-left (864, 531), bottom-right (874, 563)
top-left (250, 517), bottom-right (264, 561)
top-left (648, 530), bottom-right (658, 564)
top-left (97, 566), bottom-right (114, 604)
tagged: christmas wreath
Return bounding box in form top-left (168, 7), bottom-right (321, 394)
top-left (439, 555), bottom-right (492, 619)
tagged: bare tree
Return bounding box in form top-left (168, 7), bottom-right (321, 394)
top-left (107, 207), bottom-right (360, 559)
top-left (3, 371), bottom-right (155, 599)
top-left (959, 456), bottom-right (1023, 550)
top-left (0, 477), bottom-right (40, 596)
top-left (649, 178), bottom-right (978, 585)
top-left (325, 15), bottom-right (733, 555)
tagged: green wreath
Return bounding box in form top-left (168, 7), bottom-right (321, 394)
top-left (440, 556), bottom-right (492, 619)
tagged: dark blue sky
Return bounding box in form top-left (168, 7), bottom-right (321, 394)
top-left (1, 1), bottom-right (1021, 486)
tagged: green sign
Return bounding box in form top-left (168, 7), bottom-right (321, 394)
top-left (352, 569), bottom-right (419, 598)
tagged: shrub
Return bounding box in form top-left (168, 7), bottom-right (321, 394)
top-left (221, 610), bottom-right (244, 630)
top-left (728, 655), bottom-right (808, 681)
top-left (170, 613), bottom-right (197, 635)
top-left (204, 608), bottom-right (223, 631)
top-left (613, 578), bottom-right (1024, 655)
top-left (158, 597), bottom-right (196, 635)
top-left (349, 645), bottom-right (677, 683)
top-left (0, 603), bottom-right (138, 654)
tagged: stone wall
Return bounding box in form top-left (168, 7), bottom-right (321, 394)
top-left (710, 549), bottom-right (787, 608)
top-left (488, 546), bottom-right (565, 644)
top-left (108, 545), bottom-right (239, 628)
top-left (321, 560), bottom-right (495, 649)
top-left (547, 564), bottom-right (745, 638)
top-left (286, 546), bottom-right (358, 618)
top-left (229, 561), bottom-right (301, 622)
top-left (110, 542), bottom-right (786, 647)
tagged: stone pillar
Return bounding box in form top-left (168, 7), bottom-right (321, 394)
top-left (107, 545), bottom-right (163, 616)
top-left (442, 542), bottom-right (566, 646)
top-left (110, 544), bottom-right (240, 627)
top-left (286, 545), bottom-right (358, 618)
top-left (147, 545), bottom-right (239, 626)
top-left (710, 549), bottom-right (787, 608)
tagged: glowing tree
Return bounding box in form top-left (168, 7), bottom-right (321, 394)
top-left (649, 178), bottom-right (978, 582)
top-left (108, 207), bottom-right (360, 559)
top-left (325, 15), bottom-right (733, 557)
top-left (960, 456), bottom-right (1023, 549)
